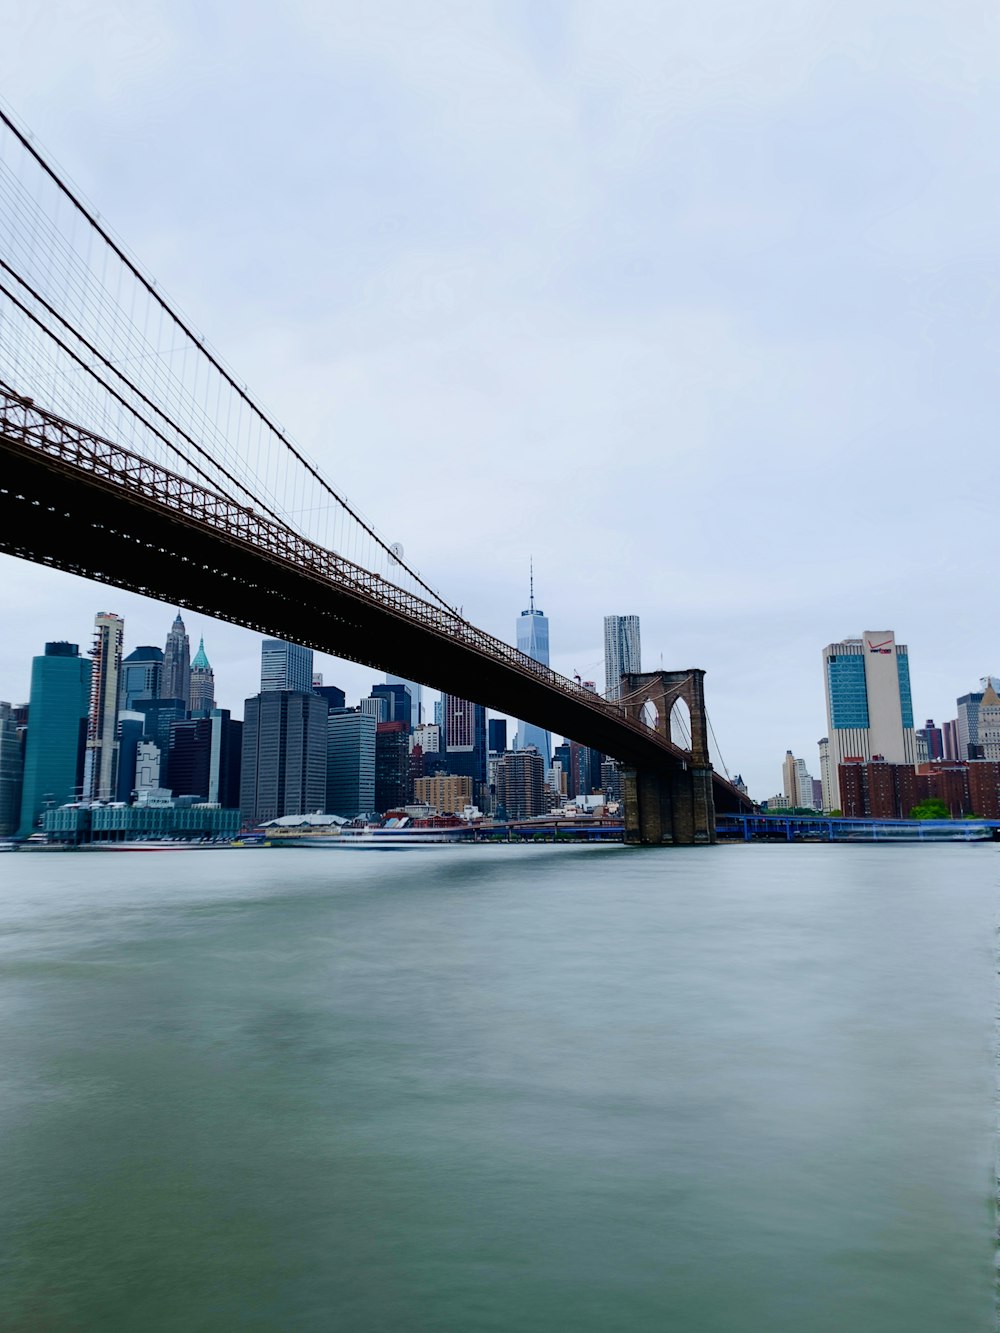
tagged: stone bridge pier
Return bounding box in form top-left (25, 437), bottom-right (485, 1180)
top-left (619, 670), bottom-right (716, 846)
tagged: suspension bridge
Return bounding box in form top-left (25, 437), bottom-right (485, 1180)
top-left (0, 107), bottom-right (751, 843)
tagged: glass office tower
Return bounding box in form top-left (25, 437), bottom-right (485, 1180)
top-left (822, 631), bottom-right (916, 808)
top-left (260, 639), bottom-right (314, 694)
top-left (514, 570), bottom-right (551, 765)
top-left (18, 642), bottom-right (91, 836)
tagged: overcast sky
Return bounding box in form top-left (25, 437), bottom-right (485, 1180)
top-left (1, 0), bottom-right (997, 798)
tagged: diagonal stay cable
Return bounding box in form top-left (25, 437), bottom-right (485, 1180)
top-left (0, 277), bottom-right (283, 518)
top-left (0, 261), bottom-right (288, 523)
top-left (0, 106), bottom-right (459, 616)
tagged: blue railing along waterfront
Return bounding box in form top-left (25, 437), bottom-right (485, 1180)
top-left (717, 814), bottom-right (1000, 843)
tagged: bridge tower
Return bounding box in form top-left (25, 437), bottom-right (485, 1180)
top-left (619, 670), bottom-right (716, 846)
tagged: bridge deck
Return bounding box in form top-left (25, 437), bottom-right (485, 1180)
top-left (0, 391), bottom-right (750, 807)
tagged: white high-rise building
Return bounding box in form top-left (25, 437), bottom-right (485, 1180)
top-left (794, 758), bottom-right (814, 808)
top-left (956, 679), bottom-right (1000, 760)
top-left (260, 639), bottom-right (313, 694)
top-left (412, 723), bottom-right (441, 754)
top-left (361, 696), bottom-right (387, 722)
top-left (822, 632), bottom-right (915, 808)
top-left (818, 738), bottom-right (833, 812)
top-left (135, 740), bottom-right (161, 792)
top-left (604, 615), bottom-right (641, 701)
top-left (977, 682), bottom-right (1000, 760)
top-left (85, 612), bottom-right (124, 801)
top-left (782, 750), bottom-right (815, 809)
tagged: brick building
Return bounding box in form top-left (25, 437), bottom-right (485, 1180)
top-left (412, 774), bottom-right (473, 814)
top-left (967, 762), bottom-right (1000, 819)
top-left (495, 749), bottom-right (546, 820)
top-left (840, 758), bottom-right (1000, 819)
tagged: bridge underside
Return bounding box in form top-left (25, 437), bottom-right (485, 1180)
top-left (0, 428), bottom-right (750, 827)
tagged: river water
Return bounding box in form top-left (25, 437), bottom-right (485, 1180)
top-left (0, 843), bottom-right (995, 1331)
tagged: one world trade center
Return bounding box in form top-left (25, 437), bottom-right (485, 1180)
top-left (514, 566), bottom-right (551, 769)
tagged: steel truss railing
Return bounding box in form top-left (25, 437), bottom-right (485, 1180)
top-left (0, 388), bottom-right (698, 764)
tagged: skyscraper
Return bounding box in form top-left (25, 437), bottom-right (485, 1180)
top-left (781, 751), bottom-right (797, 806)
top-left (942, 718), bottom-right (960, 762)
top-left (818, 738), bottom-right (833, 812)
top-left (327, 708), bottom-right (377, 818)
top-left (119, 646), bottom-right (163, 711)
top-left (85, 612), bottom-right (124, 801)
top-left (314, 684), bottom-right (347, 712)
top-left (260, 639), bottom-right (314, 694)
top-left (0, 702), bottom-right (24, 835)
top-left (163, 613), bottom-right (191, 708)
top-left (361, 696), bottom-right (387, 723)
top-left (782, 750), bottom-right (814, 808)
top-left (168, 717), bottom-right (215, 799)
top-left (18, 642), bottom-right (91, 836)
top-left (115, 710), bottom-right (146, 802)
top-left (568, 739), bottom-right (602, 797)
top-left (916, 719), bottom-right (944, 763)
top-left (189, 638), bottom-right (215, 713)
top-left (604, 616), bottom-right (641, 701)
top-left (386, 674), bottom-right (422, 727)
top-left (442, 692), bottom-right (487, 803)
top-left (954, 681), bottom-right (1000, 760)
top-left (487, 719), bottom-right (508, 754)
top-left (375, 721), bottom-right (409, 812)
top-left (370, 683), bottom-right (412, 729)
top-left (208, 710), bottom-right (243, 809)
top-left (977, 682), bottom-right (1000, 760)
top-left (413, 722), bottom-right (441, 754)
top-left (495, 749), bottom-right (546, 820)
top-left (795, 758), bottom-right (814, 808)
top-left (822, 632), bottom-right (915, 808)
top-left (956, 692), bottom-right (983, 760)
top-left (514, 568), bottom-right (551, 765)
top-left (240, 691), bottom-right (328, 826)
top-left (131, 696), bottom-right (187, 789)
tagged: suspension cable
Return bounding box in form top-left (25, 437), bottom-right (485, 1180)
top-left (705, 710), bottom-right (731, 780)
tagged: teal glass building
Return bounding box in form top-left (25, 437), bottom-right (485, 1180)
top-left (18, 642), bottom-right (91, 837)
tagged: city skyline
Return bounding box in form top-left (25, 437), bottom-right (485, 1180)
top-left (2, 596), bottom-right (997, 805)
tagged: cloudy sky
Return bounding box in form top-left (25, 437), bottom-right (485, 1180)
top-left (1, 0), bottom-right (997, 798)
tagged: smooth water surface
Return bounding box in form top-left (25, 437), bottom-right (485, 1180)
top-left (0, 844), bottom-right (995, 1331)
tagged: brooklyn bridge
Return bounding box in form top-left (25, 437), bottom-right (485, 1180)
top-left (0, 108), bottom-right (751, 843)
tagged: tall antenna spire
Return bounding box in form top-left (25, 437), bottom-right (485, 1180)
top-left (529, 557), bottom-right (535, 612)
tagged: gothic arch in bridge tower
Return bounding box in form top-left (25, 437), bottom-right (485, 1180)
top-left (668, 696), bottom-right (692, 751)
top-left (618, 669), bottom-right (715, 846)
